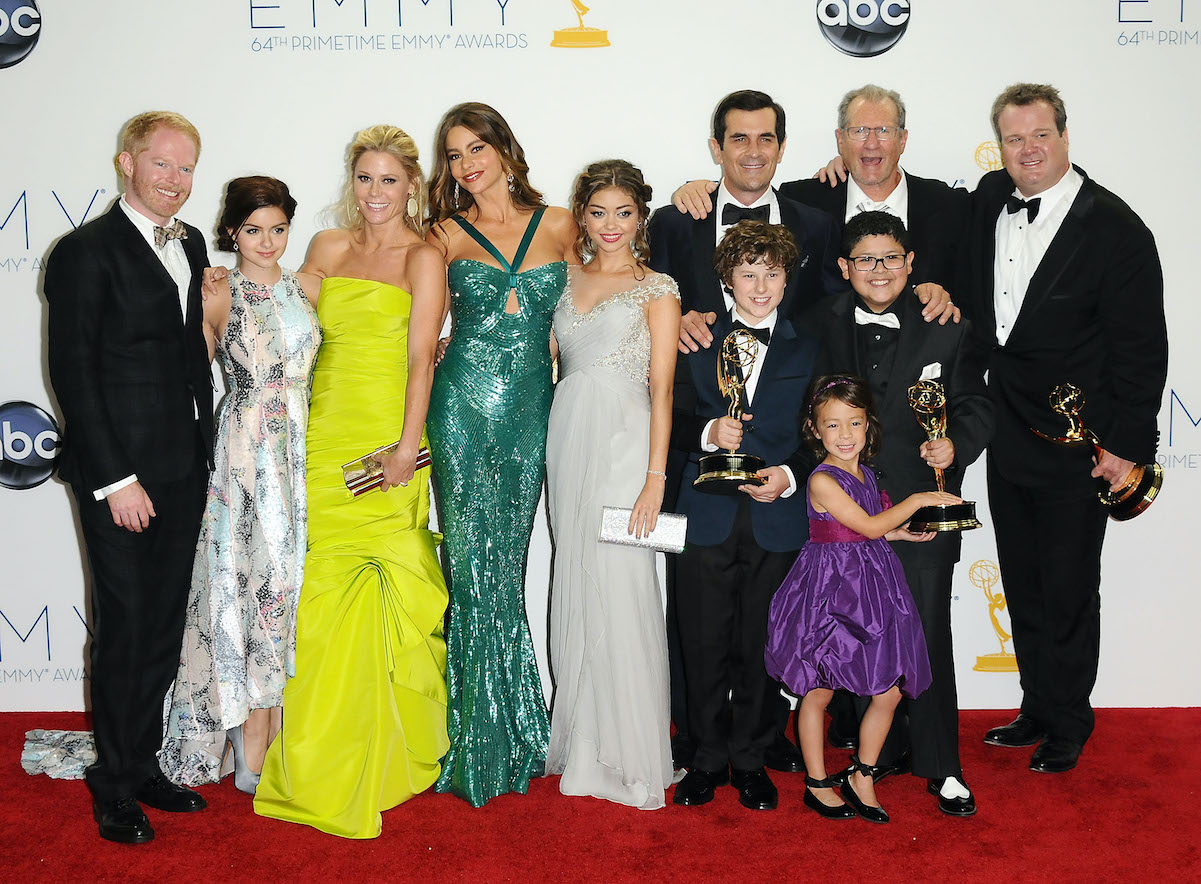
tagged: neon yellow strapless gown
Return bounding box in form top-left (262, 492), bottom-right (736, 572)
top-left (253, 277), bottom-right (449, 839)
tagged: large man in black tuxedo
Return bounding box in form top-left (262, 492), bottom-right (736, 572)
top-left (813, 211), bottom-right (993, 815)
top-left (647, 90), bottom-right (837, 774)
top-left (45, 112), bottom-right (214, 843)
top-left (962, 84), bottom-right (1168, 774)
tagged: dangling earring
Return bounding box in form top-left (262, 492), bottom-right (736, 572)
top-left (507, 172), bottom-right (515, 193)
top-left (453, 181), bottom-right (460, 205)
top-left (233, 243), bottom-right (239, 252)
top-left (406, 192), bottom-right (419, 218)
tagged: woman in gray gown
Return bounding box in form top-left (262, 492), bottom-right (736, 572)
top-left (545, 160), bottom-right (681, 809)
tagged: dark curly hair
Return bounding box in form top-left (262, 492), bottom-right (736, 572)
top-left (803, 374), bottom-right (883, 462)
top-left (569, 159), bottom-right (652, 265)
top-left (215, 176), bottom-right (297, 252)
top-left (713, 220), bottom-right (799, 288)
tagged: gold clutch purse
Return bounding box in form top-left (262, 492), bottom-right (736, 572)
top-left (342, 442), bottom-right (432, 496)
top-left (598, 506), bottom-right (687, 554)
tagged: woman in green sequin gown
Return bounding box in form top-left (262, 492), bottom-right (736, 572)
top-left (426, 104), bottom-right (577, 807)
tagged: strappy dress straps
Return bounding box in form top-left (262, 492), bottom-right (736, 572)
top-left (451, 207), bottom-right (547, 291)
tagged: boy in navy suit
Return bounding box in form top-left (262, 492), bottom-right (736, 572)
top-left (671, 221), bottom-right (819, 811)
top-left (812, 211), bottom-right (993, 815)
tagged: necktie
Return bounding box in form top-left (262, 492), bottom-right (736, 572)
top-left (154, 219), bottom-right (188, 249)
top-left (732, 319), bottom-right (771, 346)
top-left (854, 306), bottom-right (901, 329)
top-left (855, 200), bottom-right (896, 216)
top-left (721, 203), bottom-right (770, 226)
top-left (1005, 194), bottom-right (1041, 222)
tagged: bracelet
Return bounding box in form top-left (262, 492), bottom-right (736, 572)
top-left (646, 470), bottom-right (667, 479)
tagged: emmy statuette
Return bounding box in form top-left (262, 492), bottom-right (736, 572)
top-left (906, 379), bottom-right (982, 532)
top-left (693, 329), bottom-right (767, 495)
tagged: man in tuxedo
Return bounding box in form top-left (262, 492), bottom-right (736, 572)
top-left (45, 111), bottom-right (215, 843)
top-left (813, 211), bottom-right (993, 815)
top-left (647, 89), bottom-right (830, 774)
top-left (670, 221), bottom-right (820, 810)
top-left (963, 84), bottom-right (1167, 773)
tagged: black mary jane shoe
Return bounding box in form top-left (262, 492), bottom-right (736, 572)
top-left (829, 748), bottom-right (909, 786)
top-left (803, 775), bottom-right (858, 820)
top-left (927, 777), bottom-right (977, 817)
top-left (838, 756), bottom-right (890, 824)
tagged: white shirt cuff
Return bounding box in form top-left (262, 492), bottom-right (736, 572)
top-left (701, 419), bottom-right (720, 452)
top-left (779, 465), bottom-right (797, 499)
top-left (94, 474), bottom-right (138, 501)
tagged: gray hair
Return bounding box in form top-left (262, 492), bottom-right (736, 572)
top-left (836, 84), bottom-right (907, 130)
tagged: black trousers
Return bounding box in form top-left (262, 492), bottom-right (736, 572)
top-left (675, 499), bottom-right (797, 771)
top-left (987, 458), bottom-right (1108, 746)
top-left (73, 466), bottom-right (206, 802)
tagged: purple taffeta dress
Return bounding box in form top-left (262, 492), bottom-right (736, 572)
top-left (765, 464), bottom-right (932, 699)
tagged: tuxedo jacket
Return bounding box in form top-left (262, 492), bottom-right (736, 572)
top-left (671, 313), bottom-right (820, 552)
top-left (780, 172), bottom-right (970, 290)
top-left (960, 166), bottom-right (1167, 489)
top-left (647, 188), bottom-right (847, 325)
top-left (46, 202), bottom-right (215, 491)
top-left (813, 289), bottom-right (994, 565)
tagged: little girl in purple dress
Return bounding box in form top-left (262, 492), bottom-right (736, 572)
top-left (765, 375), bottom-right (960, 824)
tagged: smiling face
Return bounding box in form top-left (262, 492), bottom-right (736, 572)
top-left (711, 107), bottom-right (786, 204)
top-left (119, 125), bottom-right (197, 226)
top-left (445, 124), bottom-right (505, 197)
top-left (813, 397), bottom-right (868, 466)
top-left (583, 185), bottom-right (640, 256)
top-left (231, 206), bottom-right (289, 279)
top-left (838, 233), bottom-right (913, 312)
top-left (835, 97), bottom-right (907, 197)
top-left (997, 101), bottom-right (1070, 197)
top-left (729, 258), bottom-right (786, 323)
top-left (352, 150), bottom-right (413, 226)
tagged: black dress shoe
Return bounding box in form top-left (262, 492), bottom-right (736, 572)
top-left (93, 797), bottom-right (154, 844)
top-left (838, 756), bottom-right (889, 824)
top-left (671, 734), bottom-right (696, 770)
top-left (927, 777), bottom-right (977, 817)
top-left (764, 733), bottom-right (805, 773)
top-left (1029, 738), bottom-right (1082, 773)
top-left (803, 776), bottom-right (858, 820)
top-left (983, 714), bottom-right (1045, 748)
top-left (135, 773), bottom-right (207, 813)
top-left (730, 767), bottom-right (778, 811)
top-left (826, 721), bottom-right (857, 750)
top-left (672, 767), bottom-right (728, 806)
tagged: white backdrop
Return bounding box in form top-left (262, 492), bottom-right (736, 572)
top-left (1, 0), bottom-right (1197, 712)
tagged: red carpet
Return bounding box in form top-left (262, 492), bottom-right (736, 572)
top-left (4, 709), bottom-right (1199, 882)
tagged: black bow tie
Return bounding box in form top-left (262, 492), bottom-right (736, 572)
top-left (732, 320), bottom-right (770, 347)
top-left (721, 203), bottom-right (770, 226)
top-left (1005, 194), bottom-right (1041, 222)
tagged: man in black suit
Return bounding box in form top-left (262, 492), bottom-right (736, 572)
top-left (45, 112), bottom-right (215, 843)
top-left (670, 221), bottom-right (820, 810)
top-left (962, 84), bottom-right (1167, 773)
top-left (647, 90), bottom-right (830, 774)
top-left (813, 211), bottom-right (993, 815)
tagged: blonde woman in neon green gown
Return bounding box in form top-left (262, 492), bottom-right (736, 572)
top-left (253, 125), bottom-right (449, 839)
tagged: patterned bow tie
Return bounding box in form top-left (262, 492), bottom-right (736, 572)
top-left (721, 203), bottom-right (770, 226)
top-left (1005, 194), bottom-right (1041, 222)
top-left (153, 219), bottom-right (188, 249)
top-left (854, 306), bottom-right (901, 329)
top-left (732, 319), bottom-right (771, 346)
top-left (855, 200), bottom-right (896, 217)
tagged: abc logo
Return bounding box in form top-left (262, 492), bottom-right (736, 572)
top-left (817, 0), bottom-right (910, 58)
top-left (0, 401), bottom-right (60, 490)
top-left (0, 1), bottom-right (41, 70)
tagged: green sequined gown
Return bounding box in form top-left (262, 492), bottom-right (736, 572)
top-left (428, 209), bottom-right (566, 807)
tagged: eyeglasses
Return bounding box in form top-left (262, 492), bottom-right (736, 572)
top-left (848, 254), bottom-right (907, 272)
top-left (841, 126), bottom-right (903, 142)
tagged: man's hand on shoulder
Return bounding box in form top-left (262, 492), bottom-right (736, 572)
top-left (679, 310), bottom-right (717, 353)
top-left (915, 282), bottom-right (961, 324)
top-left (107, 481), bottom-right (156, 533)
top-left (672, 180), bottom-right (719, 220)
top-left (202, 266), bottom-right (230, 302)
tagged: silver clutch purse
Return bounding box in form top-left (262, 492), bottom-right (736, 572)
top-left (598, 506), bottom-right (687, 554)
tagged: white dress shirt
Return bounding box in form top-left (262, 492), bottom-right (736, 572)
top-left (846, 168), bottom-right (910, 228)
top-left (95, 198), bottom-right (195, 500)
top-left (700, 307), bottom-right (796, 497)
top-left (715, 181), bottom-right (781, 312)
top-left (992, 166), bottom-right (1083, 346)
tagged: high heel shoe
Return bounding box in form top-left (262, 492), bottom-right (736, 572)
top-left (227, 726), bottom-right (261, 795)
top-left (803, 775), bottom-right (858, 820)
top-left (839, 755), bottom-right (889, 824)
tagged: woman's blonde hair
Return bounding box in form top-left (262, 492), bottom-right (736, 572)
top-left (337, 124), bottom-right (428, 236)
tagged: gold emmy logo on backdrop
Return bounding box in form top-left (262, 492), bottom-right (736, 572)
top-left (551, 0), bottom-right (610, 47)
top-left (970, 560), bottom-right (1019, 672)
top-left (974, 141), bottom-right (1003, 172)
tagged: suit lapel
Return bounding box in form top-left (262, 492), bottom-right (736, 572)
top-left (690, 213), bottom-right (725, 315)
top-left (824, 293), bottom-right (858, 374)
top-left (107, 204), bottom-right (188, 319)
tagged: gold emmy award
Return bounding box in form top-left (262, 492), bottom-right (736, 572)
top-left (1031, 382), bottom-right (1163, 520)
top-left (693, 329), bottom-right (767, 495)
top-left (969, 560), bottom-right (1019, 673)
top-left (905, 379), bottom-right (982, 532)
top-left (550, 0), bottom-right (610, 47)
